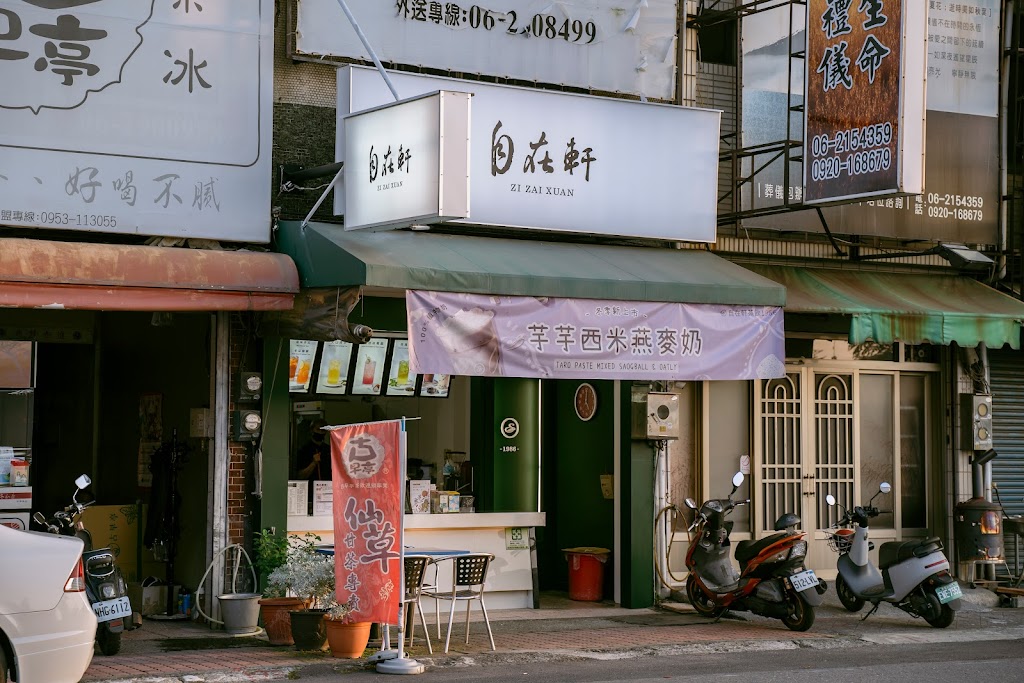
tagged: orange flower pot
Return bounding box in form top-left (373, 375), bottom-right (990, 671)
top-left (258, 597), bottom-right (304, 645)
top-left (325, 619), bottom-right (371, 658)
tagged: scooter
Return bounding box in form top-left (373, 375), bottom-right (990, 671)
top-left (34, 474), bottom-right (137, 655)
top-left (825, 482), bottom-right (961, 628)
top-left (684, 472), bottom-right (827, 631)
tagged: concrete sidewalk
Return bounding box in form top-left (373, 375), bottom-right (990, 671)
top-left (80, 586), bottom-right (1024, 683)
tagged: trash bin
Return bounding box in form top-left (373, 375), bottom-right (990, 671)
top-left (563, 547), bottom-right (610, 601)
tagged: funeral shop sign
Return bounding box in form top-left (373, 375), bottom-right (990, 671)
top-left (337, 66), bottom-right (720, 242)
top-left (803, 0), bottom-right (926, 204)
top-left (406, 291), bottom-right (786, 381)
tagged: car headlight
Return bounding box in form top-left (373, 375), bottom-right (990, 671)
top-left (102, 584), bottom-right (116, 599)
top-left (789, 540), bottom-right (807, 559)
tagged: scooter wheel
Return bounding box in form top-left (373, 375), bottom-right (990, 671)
top-left (686, 575), bottom-right (726, 618)
top-left (97, 626), bottom-right (122, 656)
top-left (835, 574), bottom-right (865, 612)
top-left (923, 590), bottom-right (955, 629)
top-left (781, 593), bottom-right (815, 632)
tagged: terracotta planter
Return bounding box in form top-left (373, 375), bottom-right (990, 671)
top-left (258, 597), bottom-right (304, 646)
top-left (289, 609), bottom-right (328, 651)
top-left (325, 620), bottom-right (371, 659)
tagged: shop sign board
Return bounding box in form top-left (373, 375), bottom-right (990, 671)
top-left (406, 290), bottom-right (786, 381)
top-left (338, 66), bottom-right (720, 242)
top-left (329, 419), bottom-right (403, 625)
top-left (0, 0), bottom-right (273, 243)
top-left (741, 1), bottom-right (995, 243)
top-left (803, 0), bottom-right (927, 204)
top-left (296, 0), bottom-right (678, 101)
top-left (344, 91), bottom-right (471, 231)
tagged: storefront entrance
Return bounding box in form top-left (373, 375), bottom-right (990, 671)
top-left (756, 358), bottom-right (937, 574)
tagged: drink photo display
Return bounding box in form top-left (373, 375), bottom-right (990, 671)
top-left (352, 338), bottom-right (388, 395)
top-left (385, 339), bottom-right (417, 396)
top-left (315, 341), bottom-right (354, 395)
top-left (288, 340), bottom-right (319, 393)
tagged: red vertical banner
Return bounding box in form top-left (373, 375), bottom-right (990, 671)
top-left (330, 420), bottom-right (403, 625)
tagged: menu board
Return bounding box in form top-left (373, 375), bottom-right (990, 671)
top-left (315, 341), bottom-right (355, 395)
top-left (385, 340), bottom-right (417, 397)
top-left (418, 373), bottom-right (451, 398)
top-left (351, 338), bottom-right (388, 395)
top-left (289, 340), bottom-right (319, 393)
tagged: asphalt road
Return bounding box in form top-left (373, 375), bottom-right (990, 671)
top-left (289, 638), bottom-right (1024, 682)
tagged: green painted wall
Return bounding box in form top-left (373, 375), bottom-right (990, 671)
top-left (538, 380), bottom-right (615, 594)
top-left (259, 339), bottom-right (291, 547)
top-left (491, 378), bottom-right (540, 512)
top-left (620, 384), bottom-right (655, 609)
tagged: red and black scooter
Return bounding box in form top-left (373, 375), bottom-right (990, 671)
top-left (683, 472), bottom-right (827, 631)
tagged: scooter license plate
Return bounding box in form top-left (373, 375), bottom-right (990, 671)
top-left (935, 582), bottom-right (962, 604)
top-left (93, 596), bottom-right (132, 623)
top-left (789, 569), bottom-right (819, 593)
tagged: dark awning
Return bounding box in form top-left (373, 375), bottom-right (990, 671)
top-left (276, 221), bottom-right (785, 306)
top-left (0, 238), bottom-right (299, 311)
top-left (744, 265), bottom-right (1024, 349)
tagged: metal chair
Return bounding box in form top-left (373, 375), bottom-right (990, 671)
top-left (402, 554), bottom-right (432, 653)
top-left (427, 553), bottom-right (495, 653)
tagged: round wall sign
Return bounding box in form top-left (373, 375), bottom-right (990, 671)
top-left (574, 383), bottom-right (597, 421)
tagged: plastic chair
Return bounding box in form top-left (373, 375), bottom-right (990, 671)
top-left (427, 553), bottom-right (495, 653)
top-left (402, 555), bottom-right (433, 653)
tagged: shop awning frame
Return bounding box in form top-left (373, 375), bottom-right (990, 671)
top-left (744, 265), bottom-right (1024, 350)
top-left (0, 238), bottom-right (299, 311)
top-left (277, 221), bottom-right (786, 306)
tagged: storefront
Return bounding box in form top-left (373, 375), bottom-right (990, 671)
top-left (0, 237), bottom-right (298, 606)
top-left (664, 263), bottom-right (1024, 579)
top-left (265, 220), bottom-right (787, 608)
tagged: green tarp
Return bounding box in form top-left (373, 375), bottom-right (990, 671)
top-left (277, 221), bottom-right (785, 306)
top-left (745, 265), bottom-right (1024, 349)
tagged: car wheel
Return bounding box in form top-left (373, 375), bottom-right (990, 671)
top-left (97, 626), bottom-right (122, 656)
top-left (0, 642), bottom-right (8, 683)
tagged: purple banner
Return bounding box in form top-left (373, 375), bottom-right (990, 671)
top-left (407, 291), bottom-right (786, 381)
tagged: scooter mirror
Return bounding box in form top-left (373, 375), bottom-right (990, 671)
top-left (75, 474), bottom-right (92, 490)
top-left (732, 472), bottom-right (745, 488)
top-left (684, 498), bottom-right (697, 510)
top-left (33, 512), bottom-right (46, 526)
top-left (879, 482), bottom-right (892, 494)
top-left (825, 494), bottom-right (837, 506)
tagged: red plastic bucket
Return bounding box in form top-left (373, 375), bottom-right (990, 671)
top-left (563, 547), bottom-right (610, 601)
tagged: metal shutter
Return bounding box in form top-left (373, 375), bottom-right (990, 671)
top-left (989, 349), bottom-right (1024, 578)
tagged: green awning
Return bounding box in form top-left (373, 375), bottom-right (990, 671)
top-left (744, 265), bottom-right (1024, 350)
top-left (277, 221), bottom-right (785, 306)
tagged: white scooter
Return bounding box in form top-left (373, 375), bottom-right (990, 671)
top-left (825, 483), bottom-right (961, 628)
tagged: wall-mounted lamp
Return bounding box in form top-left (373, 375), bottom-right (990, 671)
top-left (852, 243), bottom-right (993, 272)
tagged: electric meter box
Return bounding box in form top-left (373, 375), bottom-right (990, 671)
top-left (631, 391), bottom-right (680, 440)
top-left (960, 394), bottom-right (992, 451)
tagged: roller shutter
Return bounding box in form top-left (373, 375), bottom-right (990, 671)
top-left (989, 349), bottom-right (1024, 578)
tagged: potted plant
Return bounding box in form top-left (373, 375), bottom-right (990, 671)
top-left (254, 530), bottom-right (304, 646)
top-left (324, 600), bottom-right (371, 659)
top-left (267, 535), bottom-right (335, 651)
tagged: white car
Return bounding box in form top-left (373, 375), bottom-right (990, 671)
top-left (0, 524), bottom-right (97, 683)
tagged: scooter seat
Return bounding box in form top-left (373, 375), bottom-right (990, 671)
top-left (735, 532), bottom-right (789, 564)
top-left (878, 537), bottom-right (942, 570)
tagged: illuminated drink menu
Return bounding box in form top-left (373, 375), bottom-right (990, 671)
top-left (352, 338), bottom-right (388, 395)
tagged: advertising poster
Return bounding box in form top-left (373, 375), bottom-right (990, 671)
top-left (316, 341), bottom-right (354, 395)
top-left (741, 0), bottom-right (999, 243)
top-left (385, 339), bottom-right (417, 397)
top-left (418, 373), bottom-right (451, 398)
top-left (351, 338), bottom-right (387, 396)
top-left (330, 419), bottom-right (403, 625)
top-left (0, 0), bottom-right (273, 242)
top-left (407, 290), bottom-right (786, 381)
top-left (289, 340), bottom-right (318, 393)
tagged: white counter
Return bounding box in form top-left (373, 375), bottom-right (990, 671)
top-left (287, 512), bottom-right (546, 610)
